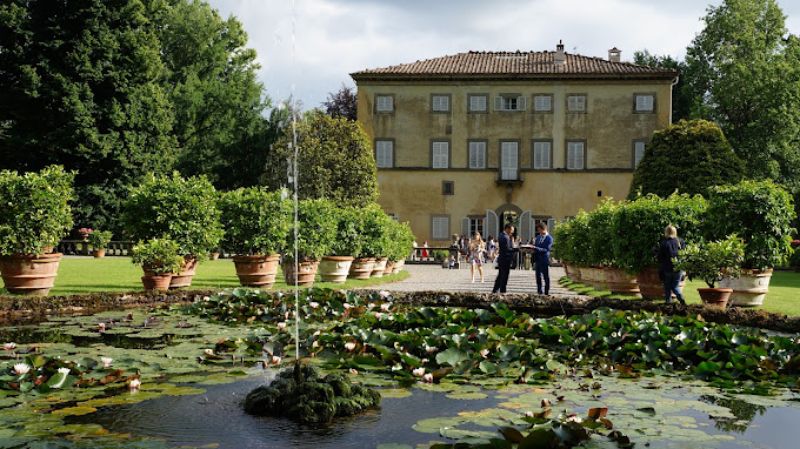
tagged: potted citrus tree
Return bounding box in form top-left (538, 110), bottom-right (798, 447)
top-left (220, 188), bottom-right (291, 288)
top-left (123, 173), bottom-right (223, 289)
top-left (349, 205), bottom-right (379, 279)
top-left (0, 166), bottom-right (74, 295)
top-left (388, 221), bottom-right (414, 274)
top-left (612, 193), bottom-right (707, 300)
top-left (283, 199), bottom-right (336, 286)
top-left (88, 230), bottom-right (112, 258)
top-left (319, 207), bottom-right (361, 283)
top-left (706, 180), bottom-right (795, 306)
top-left (131, 238), bottom-right (184, 291)
top-left (552, 217), bottom-right (579, 281)
top-left (357, 204), bottom-right (392, 278)
top-left (677, 235), bottom-right (744, 308)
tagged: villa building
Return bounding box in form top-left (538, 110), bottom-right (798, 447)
top-left (351, 42), bottom-right (678, 244)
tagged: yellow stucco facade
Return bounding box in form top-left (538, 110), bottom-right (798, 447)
top-left (353, 54), bottom-right (675, 245)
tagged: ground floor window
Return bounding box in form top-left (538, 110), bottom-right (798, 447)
top-left (468, 217), bottom-right (484, 238)
top-left (431, 215), bottom-right (450, 240)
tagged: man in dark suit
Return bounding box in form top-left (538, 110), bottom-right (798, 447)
top-left (492, 224), bottom-right (515, 294)
top-left (533, 223), bottom-right (554, 295)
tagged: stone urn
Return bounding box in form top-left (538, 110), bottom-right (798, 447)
top-left (719, 269), bottom-right (773, 307)
top-left (319, 255), bottom-right (354, 283)
top-left (371, 258), bottom-right (388, 278)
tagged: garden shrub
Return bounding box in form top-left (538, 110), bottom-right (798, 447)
top-left (629, 119), bottom-right (745, 198)
top-left (327, 207), bottom-right (362, 257)
top-left (552, 218), bottom-right (575, 265)
top-left (678, 235), bottom-right (745, 288)
top-left (219, 188), bottom-right (292, 256)
top-left (131, 238), bottom-right (184, 274)
top-left (88, 230), bottom-right (113, 250)
top-left (705, 180), bottom-right (796, 270)
top-left (357, 204), bottom-right (392, 258)
top-left (387, 221), bottom-right (415, 262)
top-left (585, 199), bottom-right (619, 267)
top-left (123, 172), bottom-right (223, 258)
top-left (612, 193), bottom-right (707, 274)
top-left (284, 198), bottom-right (337, 261)
top-left (0, 165), bottom-right (74, 255)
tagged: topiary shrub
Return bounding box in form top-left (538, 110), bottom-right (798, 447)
top-left (552, 218), bottom-right (575, 265)
top-left (567, 211), bottom-right (592, 267)
top-left (327, 207), bottom-right (362, 257)
top-left (219, 188), bottom-right (292, 256)
top-left (585, 199), bottom-right (620, 267)
top-left (629, 119), bottom-right (745, 198)
top-left (284, 198), bottom-right (337, 262)
top-left (612, 193), bottom-right (707, 274)
top-left (0, 166), bottom-right (75, 256)
top-left (705, 180), bottom-right (796, 270)
top-left (357, 204), bottom-right (392, 259)
top-left (123, 172), bottom-right (223, 258)
top-left (244, 363), bottom-right (380, 424)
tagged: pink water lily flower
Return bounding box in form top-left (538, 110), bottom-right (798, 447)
top-left (349, 368), bottom-right (359, 375)
top-left (128, 378), bottom-right (141, 391)
top-left (309, 301), bottom-right (320, 309)
top-left (380, 303), bottom-right (391, 312)
top-left (3, 342), bottom-right (16, 351)
top-left (13, 363), bottom-right (30, 375)
top-left (480, 349), bottom-right (490, 358)
top-left (412, 367), bottom-right (425, 377)
top-left (276, 322), bottom-right (287, 331)
top-left (422, 373), bottom-right (434, 383)
top-left (271, 355), bottom-right (282, 365)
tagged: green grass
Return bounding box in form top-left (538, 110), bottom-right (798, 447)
top-left (560, 270), bottom-right (800, 316)
top-left (0, 256), bottom-right (409, 296)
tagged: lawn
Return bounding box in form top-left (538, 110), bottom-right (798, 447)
top-left (0, 256), bottom-right (409, 296)
top-left (561, 270), bottom-right (800, 316)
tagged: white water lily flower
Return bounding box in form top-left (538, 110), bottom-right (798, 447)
top-left (374, 312), bottom-right (383, 320)
top-left (566, 415), bottom-right (582, 423)
top-left (480, 349), bottom-right (490, 358)
top-left (425, 345), bottom-right (438, 354)
top-left (128, 378), bottom-right (141, 390)
top-left (343, 303), bottom-right (352, 309)
top-left (312, 341), bottom-right (320, 349)
top-left (13, 363), bottom-right (30, 375)
top-left (379, 290), bottom-right (390, 299)
top-left (380, 303), bottom-right (391, 312)
top-left (344, 342), bottom-right (356, 351)
top-left (309, 301), bottom-right (320, 309)
top-left (97, 323), bottom-right (106, 332)
top-left (349, 368), bottom-right (359, 376)
top-left (313, 330), bottom-right (321, 337)
top-left (203, 349), bottom-right (215, 356)
top-left (57, 367), bottom-right (71, 375)
top-left (271, 355), bottom-right (281, 365)
top-left (3, 342), bottom-right (16, 351)
top-left (276, 322), bottom-right (287, 330)
top-left (101, 357), bottom-right (113, 368)
top-left (412, 367), bottom-right (425, 377)
top-left (525, 411), bottom-right (535, 418)
top-left (422, 373), bottom-right (434, 383)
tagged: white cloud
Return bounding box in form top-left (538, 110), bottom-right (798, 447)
top-left (208, 0), bottom-right (800, 108)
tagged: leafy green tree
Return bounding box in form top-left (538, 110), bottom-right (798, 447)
top-left (0, 0), bottom-right (177, 231)
top-left (632, 50), bottom-right (692, 122)
top-left (268, 110), bottom-right (378, 207)
top-left (685, 0), bottom-right (800, 197)
top-left (323, 84), bottom-right (357, 121)
top-left (158, 0), bottom-right (271, 186)
top-left (629, 119), bottom-right (745, 198)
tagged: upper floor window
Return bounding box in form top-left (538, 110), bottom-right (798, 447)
top-left (532, 140), bottom-right (552, 169)
top-left (533, 94), bottom-right (553, 113)
top-left (567, 94), bottom-right (587, 113)
top-left (431, 141), bottom-right (450, 169)
top-left (375, 139), bottom-right (394, 168)
top-left (468, 140), bottom-right (487, 169)
top-left (375, 95), bottom-right (394, 113)
top-left (431, 94), bottom-right (450, 112)
top-left (495, 94), bottom-right (526, 111)
top-left (634, 94), bottom-right (655, 113)
top-left (566, 140), bottom-right (586, 170)
top-left (633, 140), bottom-right (646, 167)
top-left (468, 94), bottom-right (488, 112)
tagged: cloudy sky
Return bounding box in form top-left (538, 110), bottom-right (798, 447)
top-left (208, 0), bottom-right (800, 109)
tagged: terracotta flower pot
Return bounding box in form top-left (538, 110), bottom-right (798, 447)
top-left (392, 259), bottom-right (405, 274)
top-left (371, 258), bottom-right (388, 278)
top-left (319, 255), bottom-right (353, 283)
top-left (0, 253), bottom-right (62, 296)
top-left (349, 257), bottom-right (375, 280)
top-left (719, 269), bottom-right (773, 307)
top-left (383, 260), bottom-right (396, 275)
top-left (697, 287), bottom-right (732, 308)
top-left (637, 266), bottom-right (685, 300)
top-left (233, 254), bottom-right (280, 288)
top-left (605, 267), bottom-right (639, 295)
top-left (282, 259), bottom-right (319, 286)
top-left (141, 273), bottom-right (172, 291)
top-left (209, 252), bottom-right (220, 261)
top-left (94, 248), bottom-right (106, 258)
top-left (169, 257), bottom-right (198, 289)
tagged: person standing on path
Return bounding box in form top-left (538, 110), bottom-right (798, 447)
top-left (533, 223), bottom-right (553, 295)
top-left (657, 225), bottom-right (686, 305)
top-left (469, 232), bottom-right (486, 283)
top-left (492, 224), bottom-right (515, 294)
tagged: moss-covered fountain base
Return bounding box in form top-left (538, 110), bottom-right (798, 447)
top-left (243, 363), bottom-right (381, 424)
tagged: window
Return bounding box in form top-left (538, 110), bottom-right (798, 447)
top-left (634, 94), bottom-right (655, 112)
top-left (495, 94), bottom-right (526, 111)
top-left (375, 95), bottom-right (394, 112)
top-left (633, 140), bottom-right (646, 167)
top-left (532, 140), bottom-right (552, 169)
top-left (533, 217), bottom-right (552, 233)
top-left (469, 217), bottom-right (484, 237)
top-left (500, 141), bottom-right (519, 180)
top-left (567, 94), bottom-right (587, 112)
top-left (533, 94), bottom-right (553, 112)
top-left (468, 140), bottom-right (487, 169)
top-left (431, 215), bottom-right (450, 240)
top-left (468, 94), bottom-right (488, 112)
top-left (375, 139), bottom-right (393, 168)
top-left (431, 141), bottom-right (449, 169)
top-left (431, 94), bottom-right (450, 112)
top-left (566, 140), bottom-right (586, 170)
top-left (442, 181), bottom-right (454, 195)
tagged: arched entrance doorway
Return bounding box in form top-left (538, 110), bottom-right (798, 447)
top-left (485, 203), bottom-right (532, 241)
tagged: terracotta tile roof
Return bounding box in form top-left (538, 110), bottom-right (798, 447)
top-left (351, 50), bottom-right (677, 81)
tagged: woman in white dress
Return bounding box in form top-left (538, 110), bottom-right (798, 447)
top-left (469, 232), bottom-right (486, 283)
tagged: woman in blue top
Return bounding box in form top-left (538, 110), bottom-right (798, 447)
top-left (533, 223), bottom-right (553, 295)
top-left (657, 225), bottom-right (686, 305)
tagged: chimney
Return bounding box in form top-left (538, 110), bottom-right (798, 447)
top-left (608, 47), bottom-right (621, 62)
top-left (554, 40), bottom-right (566, 66)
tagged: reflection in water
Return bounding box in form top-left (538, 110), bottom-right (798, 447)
top-left (701, 394), bottom-right (767, 433)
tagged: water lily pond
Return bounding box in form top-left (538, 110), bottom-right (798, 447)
top-left (1, 289), bottom-right (799, 449)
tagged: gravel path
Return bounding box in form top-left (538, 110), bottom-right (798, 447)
top-left (379, 263), bottom-right (573, 295)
